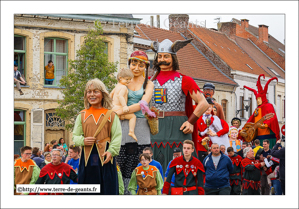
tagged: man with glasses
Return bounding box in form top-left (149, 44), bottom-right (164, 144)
top-left (35, 149), bottom-right (77, 194)
top-left (14, 146), bottom-right (40, 195)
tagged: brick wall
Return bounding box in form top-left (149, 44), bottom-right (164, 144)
top-left (169, 14), bottom-right (189, 37)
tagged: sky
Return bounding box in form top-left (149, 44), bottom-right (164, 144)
top-left (133, 14), bottom-right (285, 44)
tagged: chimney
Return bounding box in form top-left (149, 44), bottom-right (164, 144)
top-left (169, 14), bottom-right (189, 36)
top-left (258, 24), bottom-right (269, 43)
top-left (241, 19), bottom-right (249, 29)
top-left (150, 16), bottom-right (154, 27)
top-left (157, 15), bottom-right (160, 28)
top-left (219, 22), bottom-right (236, 38)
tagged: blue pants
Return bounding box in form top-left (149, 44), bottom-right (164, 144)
top-left (45, 80), bottom-right (53, 85)
top-left (272, 179), bottom-right (282, 195)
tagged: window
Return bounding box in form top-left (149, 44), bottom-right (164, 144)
top-left (240, 96), bottom-right (244, 118)
top-left (278, 48), bottom-right (285, 54)
top-left (14, 110), bottom-right (26, 155)
top-left (44, 38), bottom-right (68, 86)
top-left (249, 97), bottom-right (252, 117)
top-left (267, 67), bottom-right (280, 77)
top-left (14, 35), bottom-right (26, 79)
top-left (104, 42), bottom-right (108, 55)
top-left (276, 95), bottom-right (281, 121)
top-left (45, 112), bottom-right (65, 128)
top-left (246, 64), bottom-right (253, 70)
top-left (283, 99), bottom-right (285, 118)
top-left (221, 99), bottom-right (227, 119)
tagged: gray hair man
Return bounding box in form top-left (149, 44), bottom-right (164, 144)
top-left (241, 147), bottom-right (272, 195)
top-left (35, 149), bottom-right (77, 190)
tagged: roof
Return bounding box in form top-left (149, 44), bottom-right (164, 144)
top-left (188, 24), bottom-right (272, 77)
top-left (232, 18), bottom-right (285, 57)
top-left (135, 24), bottom-right (237, 86)
top-left (106, 14), bottom-right (133, 18)
top-left (234, 36), bottom-right (285, 79)
top-left (24, 14), bottom-right (141, 23)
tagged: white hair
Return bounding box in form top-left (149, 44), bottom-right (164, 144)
top-left (243, 147), bottom-right (252, 158)
top-left (51, 149), bottom-right (63, 157)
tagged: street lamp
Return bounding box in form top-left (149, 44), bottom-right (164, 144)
top-left (236, 99), bottom-right (250, 116)
top-left (145, 49), bottom-right (155, 69)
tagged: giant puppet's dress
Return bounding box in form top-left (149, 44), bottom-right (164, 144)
top-left (116, 86), bottom-right (152, 195)
top-left (150, 71), bottom-right (201, 172)
top-left (73, 107), bottom-right (122, 195)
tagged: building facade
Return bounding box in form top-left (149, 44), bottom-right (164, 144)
top-left (14, 14), bottom-right (140, 154)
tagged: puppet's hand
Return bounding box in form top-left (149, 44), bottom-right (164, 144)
top-left (102, 151), bottom-right (112, 164)
top-left (208, 129), bottom-right (217, 136)
top-left (84, 137), bottom-right (96, 146)
top-left (123, 106), bottom-right (129, 113)
top-left (180, 121), bottom-right (193, 134)
top-left (119, 115), bottom-right (125, 120)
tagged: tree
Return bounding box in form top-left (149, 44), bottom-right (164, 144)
top-left (56, 21), bottom-right (118, 131)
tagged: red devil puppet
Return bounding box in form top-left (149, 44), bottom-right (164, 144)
top-left (243, 74), bottom-right (280, 149)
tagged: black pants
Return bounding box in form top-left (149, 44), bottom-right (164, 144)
top-left (260, 174), bottom-right (270, 195)
top-left (242, 187), bottom-right (260, 195)
top-left (230, 183), bottom-right (241, 195)
top-left (205, 186), bottom-right (231, 195)
top-left (280, 179), bottom-right (285, 195)
top-left (197, 151), bottom-right (208, 163)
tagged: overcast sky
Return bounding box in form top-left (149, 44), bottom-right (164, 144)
top-left (133, 14), bottom-right (285, 44)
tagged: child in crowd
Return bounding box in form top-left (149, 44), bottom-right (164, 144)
top-left (128, 153), bottom-right (163, 195)
top-left (67, 145), bottom-right (80, 184)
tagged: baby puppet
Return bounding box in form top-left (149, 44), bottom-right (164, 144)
top-left (228, 126), bottom-right (243, 152)
top-left (110, 68), bottom-right (137, 141)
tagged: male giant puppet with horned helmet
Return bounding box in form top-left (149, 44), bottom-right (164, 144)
top-left (149, 38), bottom-right (209, 171)
top-left (243, 74), bottom-right (280, 149)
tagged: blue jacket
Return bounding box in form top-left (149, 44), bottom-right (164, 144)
top-left (165, 160), bottom-right (175, 186)
top-left (203, 151), bottom-right (234, 189)
top-left (31, 154), bottom-right (44, 168)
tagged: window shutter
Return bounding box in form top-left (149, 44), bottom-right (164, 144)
top-left (31, 108), bottom-right (44, 149)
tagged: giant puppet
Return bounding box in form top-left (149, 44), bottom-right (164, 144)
top-left (115, 51), bottom-right (155, 195)
top-left (241, 74), bottom-right (280, 149)
top-left (73, 78), bottom-right (122, 195)
top-left (149, 39), bottom-right (209, 171)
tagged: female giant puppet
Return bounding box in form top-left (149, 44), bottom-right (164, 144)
top-left (115, 51), bottom-right (155, 195)
top-left (243, 74), bottom-right (280, 149)
top-left (149, 39), bottom-right (209, 171)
